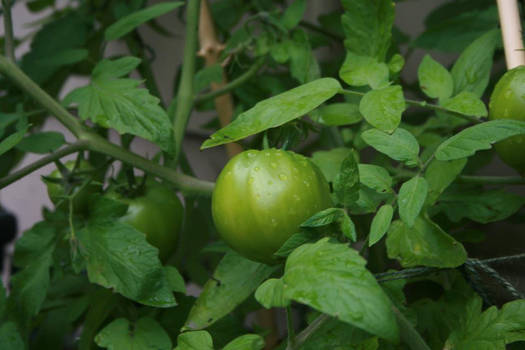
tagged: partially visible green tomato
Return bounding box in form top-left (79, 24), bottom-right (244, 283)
top-left (107, 179), bottom-right (184, 261)
top-left (212, 148), bottom-right (333, 264)
top-left (488, 66), bottom-right (525, 176)
top-left (45, 160), bottom-right (98, 214)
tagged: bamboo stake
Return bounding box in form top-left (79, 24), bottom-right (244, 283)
top-left (198, 0), bottom-right (243, 158)
top-left (496, 0), bottom-right (525, 69)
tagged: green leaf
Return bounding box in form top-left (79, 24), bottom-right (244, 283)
top-left (359, 85), bottom-right (405, 132)
top-left (282, 238), bottom-right (399, 341)
top-left (441, 91), bottom-right (487, 118)
top-left (435, 120), bottom-right (525, 161)
top-left (300, 317), bottom-right (376, 350)
top-left (417, 54), bottom-right (453, 100)
top-left (0, 322), bottom-right (24, 350)
top-left (175, 331), bottom-right (214, 350)
top-left (184, 252), bottom-right (275, 330)
top-left (386, 217), bottom-right (467, 268)
top-left (412, 4), bottom-right (498, 53)
top-left (280, 0), bottom-right (306, 30)
top-left (255, 278), bottom-right (289, 309)
top-left (311, 147), bottom-right (354, 183)
top-left (288, 30), bottom-right (321, 83)
top-left (64, 57), bottom-right (172, 151)
top-left (313, 103), bottom-right (362, 126)
top-left (273, 231), bottom-right (321, 258)
top-left (95, 317), bottom-right (172, 350)
top-left (77, 219), bottom-right (176, 307)
top-left (301, 208), bottom-right (344, 227)
top-left (361, 128), bottom-right (419, 167)
top-left (165, 266), bottom-right (186, 294)
top-left (341, 0), bottom-right (395, 61)
top-left (451, 29), bottom-right (499, 97)
top-left (435, 187), bottom-right (525, 224)
top-left (202, 78), bottom-right (341, 149)
top-left (347, 185), bottom-right (392, 215)
top-left (334, 152), bottom-right (360, 207)
top-left (8, 238), bottom-right (54, 328)
top-left (0, 117), bottom-right (28, 156)
top-left (21, 13), bottom-right (88, 84)
top-left (301, 208), bottom-right (356, 241)
top-left (223, 334), bottom-right (265, 350)
top-left (14, 221), bottom-right (56, 268)
top-left (105, 2), bottom-right (184, 41)
top-left (37, 48), bottom-right (88, 66)
top-left (398, 176), bottom-right (428, 227)
top-left (369, 204), bottom-right (393, 247)
top-left (388, 53), bottom-right (405, 75)
top-left (339, 52), bottom-right (389, 89)
top-left (445, 297), bottom-right (525, 349)
top-left (358, 164), bottom-right (392, 193)
top-left (15, 132), bottom-right (65, 154)
top-left (425, 158), bottom-right (467, 205)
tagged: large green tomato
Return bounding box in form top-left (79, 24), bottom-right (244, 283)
top-left (108, 179), bottom-right (184, 261)
top-left (489, 66), bottom-right (525, 176)
top-left (45, 160), bottom-right (98, 214)
top-left (212, 149), bottom-right (333, 264)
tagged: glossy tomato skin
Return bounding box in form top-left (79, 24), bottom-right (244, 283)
top-left (212, 149), bottom-right (333, 264)
top-left (109, 180), bottom-right (184, 261)
top-left (489, 66), bottom-right (525, 176)
top-left (46, 160), bottom-right (98, 214)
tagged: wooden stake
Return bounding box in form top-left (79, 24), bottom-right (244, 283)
top-left (198, 0), bottom-right (243, 158)
top-left (496, 0), bottom-right (525, 69)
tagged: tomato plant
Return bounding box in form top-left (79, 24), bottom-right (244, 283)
top-left (106, 179), bottom-right (184, 261)
top-left (0, 0), bottom-right (524, 349)
top-left (212, 149), bottom-right (332, 263)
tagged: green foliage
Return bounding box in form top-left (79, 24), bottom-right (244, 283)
top-left (1, 0), bottom-right (525, 349)
top-left (64, 57), bottom-right (172, 151)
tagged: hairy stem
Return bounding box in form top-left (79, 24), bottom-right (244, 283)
top-left (2, 0), bottom-right (15, 62)
top-left (340, 89), bottom-right (483, 124)
top-left (393, 306), bottom-right (432, 350)
top-left (194, 57), bottom-right (265, 104)
top-left (288, 314), bottom-right (330, 350)
top-left (173, 0), bottom-right (201, 163)
top-left (285, 306), bottom-right (296, 350)
top-left (0, 56), bottom-right (86, 137)
top-left (0, 55), bottom-right (214, 196)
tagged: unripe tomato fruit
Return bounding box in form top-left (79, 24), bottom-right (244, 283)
top-left (212, 149), bottom-right (333, 264)
top-left (45, 160), bottom-right (98, 214)
top-left (107, 179), bottom-right (184, 261)
top-left (489, 66), bottom-right (525, 176)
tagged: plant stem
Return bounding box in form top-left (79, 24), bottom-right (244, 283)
top-left (84, 133), bottom-right (214, 196)
top-left (173, 0), bottom-right (201, 164)
top-left (0, 55), bottom-right (86, 137)
top-left (0, 142), bottom-right (87, 189)
top-left (194, 57), bottom-right (265, 104)
top-left (0, 54), bottom-right (214, 196)
top-left (393, 306), bottom-right (432, 350)
top-left (2, 0), bottom-right (15, 62)
top-left (288, 314), bottom-right (330, 350)
top-left (340, 89), bottom-right (483, 124)
top-left (285, 305), bottom-right (296, 349)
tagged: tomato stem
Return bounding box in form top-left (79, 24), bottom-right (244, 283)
top-left (172, 0), bottom-right (201, 164)
top-left (1, 0), bottom-right (15, 62)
